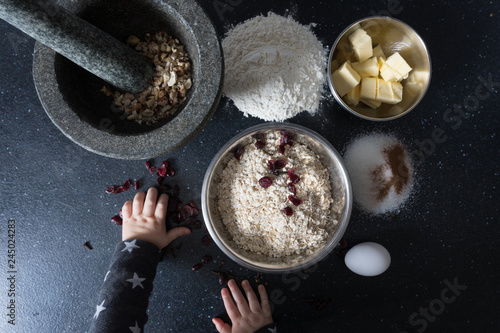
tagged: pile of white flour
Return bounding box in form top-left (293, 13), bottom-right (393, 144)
top-left (222, 12), bottom-right (326, 121)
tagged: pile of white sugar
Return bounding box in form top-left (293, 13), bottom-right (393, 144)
top-left (343, 133), bottom-right (414, 215)
top-left (222, 12), bottom-right (326, 121)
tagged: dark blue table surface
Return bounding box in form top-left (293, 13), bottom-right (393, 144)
top-left (0, 1), bottom-right (499, 332)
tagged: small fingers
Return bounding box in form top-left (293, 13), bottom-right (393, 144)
top-left (258, 284), bottom-right (271, 315)
top-left (212, 318), bottom-right (232, 333)
top-left (163, 227), bottom-right (190, 248)
top-left (155, 193), bottom-right (169, 221)
top-left (142, 188), bottom-right (158, 217)
top-left (241, 280), bottom-right (260, 313)
top-left (228, 279), bottom-right (250, 315)
top-left (121, 200), bottom-right (132, 221)
top-left (132, 191), bottom-right (146, 215)
top-left (221, 287), bottom-right (240, 321)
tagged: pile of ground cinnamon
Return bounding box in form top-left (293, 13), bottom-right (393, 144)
top-left (343, 134), bottom-right (414, 214)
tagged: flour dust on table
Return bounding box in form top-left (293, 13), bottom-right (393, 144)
top-left (222, 12), bottom-right (327, 121)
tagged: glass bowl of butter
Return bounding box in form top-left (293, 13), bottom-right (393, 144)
top-left (327, 16), bottom-right (431, 121)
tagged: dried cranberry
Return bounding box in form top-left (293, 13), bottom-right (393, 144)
top-left (194, 220), bottom-right (202, 229)
top-left (288, 169), bottom-right (300, 184)
top-left (259, 176), bottom-right (272, 188)
top-left (202, 235), bottom-right (212, 246)
top-left (157, 176), bottom-right (164, 185)
top-left (288, 182), bottom-right (297, 195)
top-left (162, 160), bottom-right (169, 168)
top-left (105, 186), bottom-right (115, 194)
top-left (145, 161), bottom-right (152, 170)
top-left (111, 215), bottom-right (123, 225)
top-left (149, 166), bottom-right (157, 173)
top-left (134, 180), bottom-right (140, 190)
top-left (113, 187), bottom-right (124, 194)
top-left (192, 263), bottom-right (203, 271)
top-left (157, 165), bottom-right (167, 177)
top-left (201, 255), bottom-right (212, 264)
top-left (279, 143), bottom-right (285, 155)
top-left (234, 146), bottom-right (245, 161)
top-left (276, 159), bottom-right (288, 169)
top-left (145, 161), bottom-right (157, 174)
top-left (173, 184), bottom-right (180, 197)
top-left (177, 212), bottom-right (185, 223)
top-left (280, 130), bottom-right (294, 146)
top-left (121, 179), bottom-right (131, 191)
top-left (219, 273), bottom-right (229, 285)
top-left (288, 195), bottom-right (303, 206)
top-left (167, 167), bottom-right (176, 177)
top-left (268, 160), bottom-right (276, 173)
top-left (283, 207), bottom-right (293, 216)
top-left (184, 203), bottom-right (199, 217)
top-left (118, 209), bottom-right (123, 219)
top-left (255, 140), bottom-right (266, 149)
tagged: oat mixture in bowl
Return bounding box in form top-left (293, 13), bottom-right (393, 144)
top-left (202, 123), bottom-right (352, 273)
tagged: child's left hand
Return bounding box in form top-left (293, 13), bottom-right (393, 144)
top-left (121, 187), bottom-right (190, 249)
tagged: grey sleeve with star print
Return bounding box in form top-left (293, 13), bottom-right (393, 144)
top-left (89, 239), bottom-right (160, 333)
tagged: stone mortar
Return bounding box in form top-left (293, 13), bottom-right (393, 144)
top-left (33, 0), bottom-right (223, 160)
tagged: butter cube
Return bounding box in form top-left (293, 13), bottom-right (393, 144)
top-left (348, 28), bottom-right (373, 63)
top-left (379, 58), bottom-right (399, 82)
top-left (331, 61), bottom-right (361, 97)
top-left (372, 44), bottom-right (386, 60)
top-left (345, 85), bottom-right (361, 106)
top-left (360, 77), bottom-right (378, 101)
top-left (361, 98), bottom-right (382, 109)
top-left (391, 82), bottom-right (403, 102)
top-left (386, 52), bottom-right (412, 80)
top-left (388, 83), bottom-right (419, 115)
top-left (351, 57), bottom-right (379, 77)
top-left (376, 79), bottom-right (395, 104)
top-left (408, 70), bottom-right (430, 86)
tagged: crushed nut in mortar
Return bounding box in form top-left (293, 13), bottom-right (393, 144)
top-left (101, 31), bottom-right (192, 125)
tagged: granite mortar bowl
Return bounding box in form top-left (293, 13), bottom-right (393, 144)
top-left (33, 0), bottom-right (223, 159)
top-left (201, 123), bottom-right (353, 273)
top-left (328, 16), bottom-right (431, 121)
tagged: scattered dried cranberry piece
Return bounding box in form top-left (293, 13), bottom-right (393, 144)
top-left (145, 161), bottom-right (152, 170)
top-left (288, 169), bottom-right (300, 184)
top-left (121, 179), bottom-right (131, 191)
top-left (288, 182), bottom-right (297, 195)
top-left (193, 220), bottom-right (202, 229)
top-left (234, 146), bottom-right (245, 161)
top-left (255, 140), bottom-right (266, 149)
top-left (201, 255), bottom-right (212, 264)
top-left (167, 167), bottom-right (176, 177)
top-left (283, 206), bottom-right (293, 216)
top-left (157, 176), bottom-right (164, 185)
top-left (145, 161), bottom-right (157, 174)
top-left (118, 209), bottom-right (123, 219)
top-left (192, 263), bottom-right (203, 271)
top-left (219, 273), bottom-right (229, 285)
top-left (184, 203), bottom-right (199, 217)
top-left (173, 185), bottom-right (180, 197)
top-left (134, 180), bottom-right (140, 190)
top-left (105, 186), bottom-right (115, 194)
top-left (202, 235), bottom-right (212, 246)
top-left (288, 195), bottom-right (303, 206)
top-left (162, 160), bottom-right (169, 168)
top-left (113, 187), bottom-right (124, 194)
top-left (157, 165), bottom-right (167, 177)
top-left (259, 176), bottom-right (273, 188)
top-left (111, 215), bottom-right (123, 225)
top-left (177, 212), bottom-right (185, 223)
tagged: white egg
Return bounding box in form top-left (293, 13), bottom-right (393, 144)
top-left (344, 242), bottom-right (391, 276)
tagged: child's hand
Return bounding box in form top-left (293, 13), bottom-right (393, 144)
top-left (121, 187), bottom-right (190, 249)
top-left (212, 279), bottom-right (274, 333)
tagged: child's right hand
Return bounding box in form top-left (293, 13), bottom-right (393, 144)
top-left (212, 279), bottom-right (274, 333)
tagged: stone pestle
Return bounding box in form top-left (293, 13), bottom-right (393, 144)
top-left (0, 0), bottom-right (154, 93)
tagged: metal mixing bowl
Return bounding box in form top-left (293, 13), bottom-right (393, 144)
top-left (328, 16), bottom-right (431, 121)
top-left (201, 123), bottom-right (352, 273)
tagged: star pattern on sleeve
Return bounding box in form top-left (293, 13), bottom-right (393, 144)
top-left (126, 272), bottom-right (146, 289)
top-left (93, 300), bottom-right (106, 319)
top-left (129, 321), bottom-right (141, 333)
top-left (122, 240), bottom-right (140, 253)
